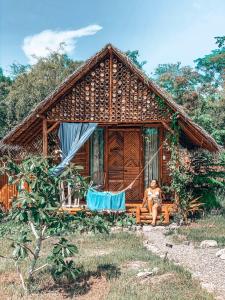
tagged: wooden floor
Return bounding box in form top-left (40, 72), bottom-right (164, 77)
top-left (62, 201), bottom-right (176, 224)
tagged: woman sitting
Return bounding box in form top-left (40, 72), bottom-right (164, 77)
top-left (142, 179), bottom-right (162, 226)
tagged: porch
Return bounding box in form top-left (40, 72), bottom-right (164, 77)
top-left (57, 123), bottom-right (171, 202)
top-left (56, 123), bottom-right (174, 224)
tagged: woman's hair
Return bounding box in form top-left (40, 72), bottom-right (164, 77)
top-left (150, 179), bottom-right (160, 188)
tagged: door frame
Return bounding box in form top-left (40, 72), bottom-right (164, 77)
top-left (104, 126), bottom-right (144, 201)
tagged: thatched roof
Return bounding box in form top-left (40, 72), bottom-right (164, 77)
top-left (0, 44), bottom-right (221, 152)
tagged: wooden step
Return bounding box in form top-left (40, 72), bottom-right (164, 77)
top-left (136, 206), bottom-right (170, 224)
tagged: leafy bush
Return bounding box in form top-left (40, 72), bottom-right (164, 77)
top-left (0, 156), bottom-right (108, 293)
top-left (168, 142), bottom-right (225, 223)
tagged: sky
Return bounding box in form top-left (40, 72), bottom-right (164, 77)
top-left (1, 0), bottom-right (225, 76)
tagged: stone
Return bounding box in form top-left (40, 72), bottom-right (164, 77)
top-left (135, 225), bottom-right (142, 231)
top-left (200, 240), bottom-right (218, 248)
top-left (216, 249), bottom-right (225, 257)
top-left (146, 244), bottom-right (160, 254)
top-left (200, 282), bottom-right (215, 293)
top-left (142, 225), bottom-right (152, 232)
top-left (136, 271), bottom-right (153, 278)
top-left (183, 240), bottom-right (190, 246)
top-left (220, 254), bottom-right (225, 260)
top-left (152, 267), bottom-right (160, 274)
top-left (111, 226), bottom-right (122, 233)
top-left (168, 222), bottom-right (179, 229)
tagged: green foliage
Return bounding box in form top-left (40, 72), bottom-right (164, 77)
top-left (70, 211), bottom-right (135, 233)
top-left (11, 230), bottom-right (31, 260)
top-left (0, 53), bottom-right (82, 138)
top-left (100, 212), bottom-right (136, 228)
top-left (168, 135), bottom-right (225, 222)
top-left (125, 50), bottom-right (147, 70)
top-left (71, 211), bottom-right (109, 233)
top-left (0, 68), bottom-right (12, 138)
top-left (190, 150), bottom-right (225, 209)
top-left (48, 238), bottom-right (81, 282)
top-left (0, 156), bottom-right (109, 293)
top-left (154, 36), bottom-right (225, 145)
top-left (154, 62), bottom-right (201, 113)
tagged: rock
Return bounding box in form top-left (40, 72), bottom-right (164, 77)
top-left (136, 271), bottom-right (153, 278)
top-left (152, 267), bottom-right (159, 274)
top-left (146, 244), bottom-right (160, 254)
top-left (166, 243), bottom-right (173, 248)
top-left (216, 249), bottom-right (225, 257)
top-left (200, 240), bottom-right (218, 248)
top-left (111, 226), bottom-right (122, 233)
top-left (200, 282), bottom-right (215, 293)
top-left (168, 222), bottom-right (179, 229)
top-left (135, 225), bottom-right (142, 231)
top-left (142, 225), bottom-right (152, 232)
top-left (183, 240), bottom-right (190, 246)
top-left (220, 254), bottom-right (225, 260)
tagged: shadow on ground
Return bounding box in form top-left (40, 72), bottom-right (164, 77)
top-left (36, 263), bottom-right (121, 298)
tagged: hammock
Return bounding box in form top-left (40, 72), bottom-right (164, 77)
top-left (87, 188), bottom-right (125, 211)
top-left (86, 141), bottom-right (165, 211)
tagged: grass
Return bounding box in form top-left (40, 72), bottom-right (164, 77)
top-left (0, 230), bottom-right (214, 299)
top-left (174, 214), bottom-right (225, 246)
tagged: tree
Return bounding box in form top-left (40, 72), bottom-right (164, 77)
top-left (195, 36), bottom-right (225, 87)
top-left (154, 62), bottom-right (202, 114)
top-left (194, 36), bottom-right (225, 145)
top-left (0, 156), bottom-right (107, 293)
top-left (0, 68), bottom-right (12, 138)
top-left (154, 36), bottom-right (225, 145)
top-left (126, 50), bottom-right (147, 70)
top-left (5, 53), bottom-right (82, 133)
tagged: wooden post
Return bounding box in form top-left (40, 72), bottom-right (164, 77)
top-left (136, 206), bottom-right (141, 224)
top-left (159, 127), bottom-right (164, 183)
top-left (163, 206), bottom-right (170, 224)
top-left (109, 46), bottom-right (113, 122)
top-left (42, 119), bottom-right (48, 156)
top-left (104, 126), bottom-right (109, 190)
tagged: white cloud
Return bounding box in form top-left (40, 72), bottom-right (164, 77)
top-left (22, 24), bottom-right (102, 64)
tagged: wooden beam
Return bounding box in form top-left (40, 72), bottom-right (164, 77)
top-left (179, 121), bottom-right (203, 147)
top-left (44, 119), bottom-right (165, 125)
top-left (21, 127), bottom-right (42, 147)
top-left (42, 119), bottom-right (48, 156)
top-left (104, 126), bottom-right (109, 190)
top-left (47, 121), bottom-right (60, 134)
top-left (109, 46), bottom-right (113, 122)
top-left (162, 121), bottom-right (174, 135)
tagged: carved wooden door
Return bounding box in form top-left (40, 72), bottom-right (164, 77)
top-left (107, 128), bottom-right (143, 201)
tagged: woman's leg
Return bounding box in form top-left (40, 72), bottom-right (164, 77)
top-left (147, 198), bottom-right (153, 215)
top-left (141, 198), bottom-right (147, 208)
top-left (151, 203), bottom-right (159, 225)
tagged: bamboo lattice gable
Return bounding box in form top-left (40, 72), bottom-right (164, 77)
top-left (0, 44), bottom-right (221, 153)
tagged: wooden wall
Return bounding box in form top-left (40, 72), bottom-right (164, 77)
top-left (0, 175), bottom-right (17, 210)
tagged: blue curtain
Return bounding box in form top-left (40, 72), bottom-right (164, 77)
top-left (52, 123), bottom-right (97, 176)
top-left (144, 128), bottom-right (159, 187)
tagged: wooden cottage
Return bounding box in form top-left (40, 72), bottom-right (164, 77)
top-left (0, 44), bottom-right (220, 221)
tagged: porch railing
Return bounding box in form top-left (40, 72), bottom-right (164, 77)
top-left (60, 182), bottom-right (81, 208)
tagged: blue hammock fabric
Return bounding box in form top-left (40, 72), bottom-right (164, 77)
top-left (87, 188), bottom-right (125, 211)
